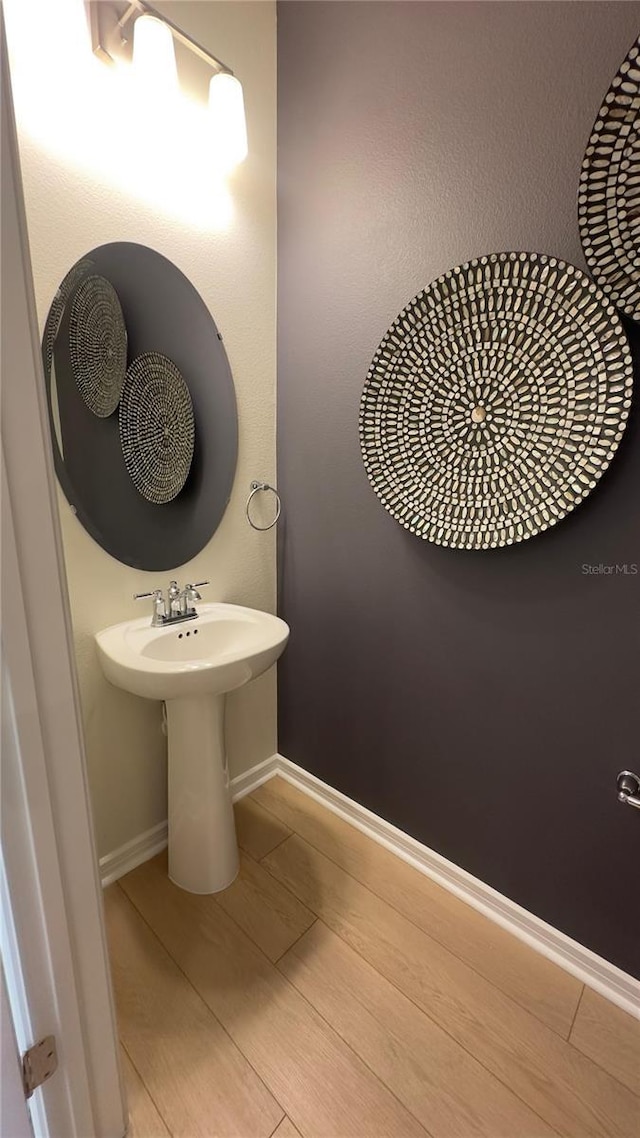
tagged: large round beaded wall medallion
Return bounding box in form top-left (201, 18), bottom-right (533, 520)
top-left (359, 253), bottom-right (633, 550)
top-left (119, 352), bottom-right (195, 504)
top-left (68, 274), bottom-right (127, 416)
top-left (578, 36), bottom-right (640, 322)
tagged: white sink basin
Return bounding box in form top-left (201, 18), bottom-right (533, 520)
top-left (96, 602), bottom-right (289, 701)
top-left (95, 602), bottom-right (289, 895)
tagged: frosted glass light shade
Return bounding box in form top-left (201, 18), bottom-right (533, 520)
top-left (209, 72), bottom-right (248, 169)
top-left (132, 14), bottom-right (178, 95)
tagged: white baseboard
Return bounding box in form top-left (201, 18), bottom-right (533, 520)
top-left (99, 820), bottom-right (169, 888)
top-left (229, 753), bottom-right (280, 801)
top-left (274, 754), bottom-right (640, 1020)
top-left (99, 750), bottom-right (640, 1018)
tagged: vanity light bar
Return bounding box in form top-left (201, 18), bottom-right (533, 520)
top-left (86, 0), bottom-right (234, 76)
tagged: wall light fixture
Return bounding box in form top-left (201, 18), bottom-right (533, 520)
top-left (86, 1), bottom-right (248, 169)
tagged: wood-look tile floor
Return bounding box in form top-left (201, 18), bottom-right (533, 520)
top-left (105, 776), bottom-right (640, 1138)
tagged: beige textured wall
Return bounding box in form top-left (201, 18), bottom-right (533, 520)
top-left (5, 0), bottom-right (277, 858)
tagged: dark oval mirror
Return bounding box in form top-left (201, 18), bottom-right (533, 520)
top-left (42, 242), bottom-right (238, 570)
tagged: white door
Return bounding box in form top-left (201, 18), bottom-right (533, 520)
top-left (1, 10), bottom-right (126, 1137)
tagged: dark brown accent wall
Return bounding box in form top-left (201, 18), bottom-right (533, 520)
top-left (277, 1), bottom-right (640, 977)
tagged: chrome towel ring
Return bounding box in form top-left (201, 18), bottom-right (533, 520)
top-left (246, 481), bottom-right (281, 531)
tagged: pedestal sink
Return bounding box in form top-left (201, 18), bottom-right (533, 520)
top-left (95, 603), bottom-right (289, 894)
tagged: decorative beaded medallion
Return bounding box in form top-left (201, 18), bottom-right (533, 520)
top-left (119, 352), bottom-right (195, 504)
top-left (578, 36), bottom-right (640, 322)
top-left (68, 274), bottom-right (127, 417)
top-left (43, 258), bottom-right (95, 378)
top-left (360, 253), bottom-right (632, 549)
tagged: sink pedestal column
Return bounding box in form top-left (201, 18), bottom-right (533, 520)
top-left (165, 694), bottom-right (239, 893)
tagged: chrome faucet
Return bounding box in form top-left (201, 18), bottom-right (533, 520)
top-left (134, 580), bottom-right (209, 626)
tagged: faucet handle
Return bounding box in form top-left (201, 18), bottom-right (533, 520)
top-left (183, 581), bottom-right (209, 610)
top-left (134, 588), bottom-right (167, 626)
top-left (185, 580), bottom-right (209, 599)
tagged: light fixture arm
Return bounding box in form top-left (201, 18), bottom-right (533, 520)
top-left (88, 0), bottom-right (233, 76)
top-left (116, 3), bottom-right (140, 31)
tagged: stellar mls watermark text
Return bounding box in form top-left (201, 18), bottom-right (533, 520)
top-left (581, 563), bottom-right (638, 576)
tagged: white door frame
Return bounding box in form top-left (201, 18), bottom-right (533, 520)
top-left (1, 962), bottom-right (32, 1138)
top-left (1, 15), bottom-right (126, 1137)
